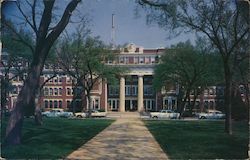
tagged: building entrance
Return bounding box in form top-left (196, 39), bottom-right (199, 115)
top-left (125, 100), bottom-right (137, 111)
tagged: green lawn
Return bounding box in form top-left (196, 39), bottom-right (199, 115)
top-left (145, 120), bottom-right (248, 159)
top-left (1, 117), bottom-right (114, 159)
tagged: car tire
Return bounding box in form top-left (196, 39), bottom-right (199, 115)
top-left (153, 116), bottom-right (158, 119)
top-left (201, 116), bottom-right (206, 119)
top-left (77, 115), bottom-right (83, 118)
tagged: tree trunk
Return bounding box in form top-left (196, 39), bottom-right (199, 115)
top-left (1, 77), bottom-right (8, 118)
top-left (81, 90), bottom-right (87, 112)
top-left (34, 106), bottom-right (43, 126)
top-left (34, 94), bottom-right (42, 126)
top-left (5, 63), bottom-right (42, 145)
top-left (4, 0), bottom-right (81, 146)
top-left (191, 88), bottom-right (198, 113)
top-left (180, 89), bottom-right (190, 117)
top-left (87, 92), bottom-right (92, 117)
top-left (224, 62), bottom-right (232, 135)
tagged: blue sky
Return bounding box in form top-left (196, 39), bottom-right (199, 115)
top-left (2, 0), bottom-right (195, 48)
top-left (80, 0), bottom-right (195, 48)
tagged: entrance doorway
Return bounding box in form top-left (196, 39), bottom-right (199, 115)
top-left (125, 100), bottom-right (137, 111)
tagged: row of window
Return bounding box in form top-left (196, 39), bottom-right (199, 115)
top-left (66, 87), bottom-right (83, 96)
top-left (43, 87), bottom-right (84, 96)
top-left (188, 100), bottom-right (224, 108)
top-left (44, 87), bottom-right (63, 96)
top-left (44, 100), bottom-right (63, 108)
top-left (107, 56), bottom-right (157, 65)
top-left (11, 74), bottom-right (27, 82)
top-left (190, 88), bottom-right (225, 96)
top-left (43, 75), bottom-right (76, 84)
top-left (108, 99), bottom-right (156, 110)
top-left (108, 85), bottom-right (154, 96)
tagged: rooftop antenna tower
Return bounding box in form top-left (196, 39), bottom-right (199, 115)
top-left (111, 13), bottom-right (115, 49)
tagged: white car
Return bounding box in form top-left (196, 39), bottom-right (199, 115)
top-left (150, 110), bottom-right (180, 119)
top-left (89, 110), bottom-right (107, 117)
top-left (198, 110), bottom-right (225, 119)
top-left (75, 112), bottom-right (87, 118)
top-left (42, 109), bottom-right (73, 118)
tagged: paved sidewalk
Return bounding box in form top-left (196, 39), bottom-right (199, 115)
top-left (66, 118), bottom-right (168, 160)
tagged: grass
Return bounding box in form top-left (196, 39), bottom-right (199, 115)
top-left (1, 117), bottom-right (114, 159)
top-left (145, 120), bottom-right (248, 159)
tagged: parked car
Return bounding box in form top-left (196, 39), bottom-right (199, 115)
top-left (42, 109), bottom-right (73, 118)
top-left (75, 112), bottom-right (87, 118)
top-left (197, 109), bottom-right (225, 119)
top-left (150, 110), bottom-right (180, 119)
top-left (88, 110), bottom-right (107, 117)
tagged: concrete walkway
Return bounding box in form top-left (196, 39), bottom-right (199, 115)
top-left (66, 117), bottom-right (168, 160)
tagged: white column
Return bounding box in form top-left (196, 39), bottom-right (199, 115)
top-left (119, 76), bottom-right (125, 112)
top-left (137, 75), bottom-right (144, 112)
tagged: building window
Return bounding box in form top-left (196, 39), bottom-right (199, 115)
top-left (204, 101), bottom-right (208, 109)
top-left (95, 99), bottom-right (99, 109)
top-left (67, 100), bottom-right (71, 108)
top-left (44, 88), bottom-right (49, 96)
top-left (125, 57), bottom-right (129, 64)
top-left (59, 100), bottom-right (62, 108)
top-left (49, 100), bottom-right (53, 108)
top-left (108, 99), bottom-right (119, 110)
top-left (119, 57), bottom-right (124, 64)
top-left (54, 77), bottom-right (58, 83)
top-left (54, 88), bottom-right (58, 96)
top-left (144, 99), bottom-right (155, 111)
top-left (125, 86), bottom-right (131, 96)
top-left (131, 86), bottom-right (138, 96)
top-left (134, 57), bottom-right (139, 64)
top-left (59, 77), bottom-right (62, 83)
top-left (151, 56), bottom-right (155, 63)
top-left (139, 57), bottom-right (144, 64)
top-left (54, 100), bottom-right (58, 108)
top-left (45, 100), bottom-right (48, 108)
top-left (145, 57), bottom-right (150, 64)
top-left (66, 77), bottom-right (71, 84)
top-left (59, 88), bottom-right (63, 95)
top-left (49, 88), bottom-right (53, 95)
top-left (144, 86), bottom-right (153, 95)
top-left (109, 85), bottom-right (119, 95)
top-left (67, 88), bottom-right (71, 95)
top-left (209, 101), bottom-right (214, 109)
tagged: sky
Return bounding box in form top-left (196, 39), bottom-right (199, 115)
top-left (80, 0), bottom-right (195, 48)
top-left (2, 0), bottom-right (195, 48)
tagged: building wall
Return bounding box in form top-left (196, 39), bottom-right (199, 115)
top-left (4, 44), bottom-right (246, 113)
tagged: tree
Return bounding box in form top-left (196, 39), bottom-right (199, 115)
top-left (57, 25), bottom-right (122, 114)
top-left (153, 41), bottom-right (222, 116)
top-left (138, 0), bottom-right (249, 134)
top-left (2, 0), bottom-right (81, 146)
top-left (1, 21), bottom-right (33, 118)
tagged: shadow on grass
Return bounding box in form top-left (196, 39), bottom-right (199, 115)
top-left (145, 120), bottom-right (248, 159)
top-left (1, 117), bottom-right (114, 159)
